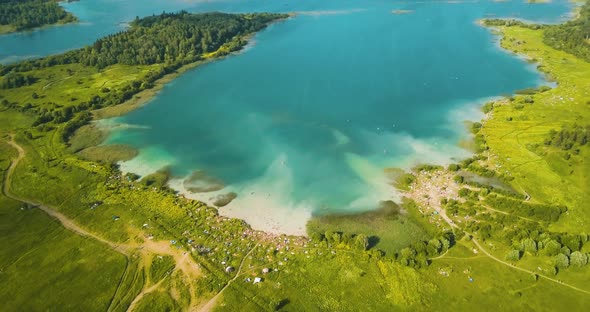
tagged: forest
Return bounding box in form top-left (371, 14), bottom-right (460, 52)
top-left (1, 11), bottom-right (288, 73)
top-left (0, 12), bottom-right (287, 140)
top-left (0, 0), bottom-right (76, 31)
top-left (544, 124), bottom-right (589, 151)
top-left (544, 1), bottom-right (590, 62)
top-left (486, 1), bottom-right (590, 62)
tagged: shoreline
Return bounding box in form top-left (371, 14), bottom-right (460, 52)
top-left (84, 15), bottom-right (312, 236)
top-left (92, 16), bottom-right (291, 120)
top-left (0, 17), bottom-right (79, 36)
top-left (89, 8), bottom-right (576, 237)
top-left (168, 177), bottom-right (312, 236)
top-left (0, 0), bottom-right (78, 36)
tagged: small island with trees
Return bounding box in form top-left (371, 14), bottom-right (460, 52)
top-left (0, 0), bottom-right (77, 34)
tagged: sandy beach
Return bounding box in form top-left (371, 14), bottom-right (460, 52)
top-left (168, 175), bottom-right (312, 237)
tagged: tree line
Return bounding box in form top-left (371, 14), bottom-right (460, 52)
top-left (544, 124), bottom-right (589, 151)
top-left (1, 11), bottom-right (287, 74)
top-left (0, 12), bottom-right (287, 142)
top-left (484, 194), bottom-right (566, 223)
top-left (0, 0), bottom-right (75, 31)
top-left (0, 72), bottom-right (37, 89)
top-left (544, 1), bottom-right (590, 62)
top-left (504, 228), bottom-right (589, 273)
top-left (484, 1), bottom-right (590, 62)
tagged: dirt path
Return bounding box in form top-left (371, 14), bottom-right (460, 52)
top-left (198, 243), bottom-right (260, 312)
top-left (3, 136), bottom-right (131, 256)
top-left (3, 135), bottom-right (206, 309)
top-left (42, 76), bottom-right (72, 90)
top-left (403, 168), bottom-right (590, 296)
top-left (470, 237), bottom-right (590, 295)
top-left (481, 204), bottom-right (538, 224)
top-left (126, 274), bottom-right (169, 312)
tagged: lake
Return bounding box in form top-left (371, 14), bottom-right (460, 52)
top-left (1, 0), bottom-right (575, 234)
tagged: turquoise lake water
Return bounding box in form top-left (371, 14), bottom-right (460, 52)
top-left (1, 0), bottom-right (576, 230)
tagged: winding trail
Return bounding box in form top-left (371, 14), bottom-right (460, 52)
top-left (470, 237), bottom-right (590, 295)
top-left (481, 204), bottom-right (539, 224)
top-left (404, 167), bottom-right (590, 295)
top-left (2, 135), bottom-right (207, 310)
top-left (126, 274), bottom-right (170, 312)
top-left (198, 243), bottom-right (260, 312)
top-left (408, 174), bottom-right (590, 295)
top-left (2, 135), bottom-right (131, 256)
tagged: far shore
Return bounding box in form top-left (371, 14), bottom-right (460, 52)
top-left (92, 16), bottom-right (290, 120)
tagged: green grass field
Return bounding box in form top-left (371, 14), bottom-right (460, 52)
top-left (0, 140), bottom-right (128, 311)
top-left (1, 8), bottom-right (590, 312)
top-left (480, 26), bottom-right (590, 232)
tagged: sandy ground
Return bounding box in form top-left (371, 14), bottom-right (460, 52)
top-left (168, 178), bottom-right (311, 236)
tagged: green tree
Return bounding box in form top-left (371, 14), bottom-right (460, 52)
top-left (570, 251), bottom-right (588, 267)
top-left (522, 238), bottom-right (537, 254)
top-left (354, 234), bottom-right (369, 251)
top-left (554, 253), bottom-right (570, 269)
top-left (543, 240), bottom-right (561, 256)
top-left (506, 249), bottom-right (522, 262)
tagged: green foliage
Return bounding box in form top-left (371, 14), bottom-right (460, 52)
top-left (570, 251), bottom-right (589, 267)
top-left (484, 194), bottom-right (566, 222)
top-left (414, 164), bottom-right (444, 172)
top-left (554, 253), bottom-right (570, 269)
top-left (397, 232), bottom-right (454, 269)
top-left (544, 124), bottom-right (589, 151)
top-left (505, 249), bottom-right (522, 261)
top-left (448, 163), bottom-right (461, 171)
top-left (140, 168), bottom-right (171, 189)
top-left (395, 172), bottom-right (416, 190)
top-left (514, 85), bottom-right (552, 95)
top-left (544, 239), bottom-right (563, 256)
top-left (483, 18), bottom-right (543, 29)
top-left (0, 0), bottom-right (76, 32)
top-left (1, 11), bottom-right (287, 72)
top-left (544, 1), bottom-right (590, 62)
top-left (471, 122), bottom-right (482, 134)
top-left (521, 238), bottom-right (538, 254)
top-left (0, 72), bottom-right (38, 89)
top-left (307, 200), bottom-right (430, 255)
top-left (482, 101), bottom-right (494, 113)
top-left (354, 234), bottom-right (369, 251)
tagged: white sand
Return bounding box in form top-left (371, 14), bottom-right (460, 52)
top-left (169, 154), bottom-right (312, 236)
top-left (118, 146), bottom-right (176, 177)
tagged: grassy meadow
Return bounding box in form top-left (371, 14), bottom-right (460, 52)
top-left (0, 139), bottom-right (127, 311)
top-left (0, 8), bottom-right (589, 312)
top-left (480, 26), bottom-right (590, 231)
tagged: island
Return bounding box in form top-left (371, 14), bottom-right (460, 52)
top-left (0, 3), bottom-right (589, 312)
top-left (0, 0), bottom-right (78, 34)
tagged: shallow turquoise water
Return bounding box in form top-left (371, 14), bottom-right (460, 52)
top-left (1, 1), bottom-right (575, 223)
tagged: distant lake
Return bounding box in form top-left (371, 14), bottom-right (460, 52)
top-left (2, 0), bottom-right (574, 234)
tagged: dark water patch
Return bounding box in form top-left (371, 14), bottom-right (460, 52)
top-left (183, 170), bottom-right (225, 193)
top-left (307, 200), bottom-right (430, 255)
top-left (212, 192), bottom-right (238, 207)
top-left (77, 144), bottom-right (138, 164)
top-left (458, 170), bottom-right (515, 192)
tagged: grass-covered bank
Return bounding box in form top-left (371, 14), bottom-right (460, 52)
top-left (481, 14), bottom-right (590, 231)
